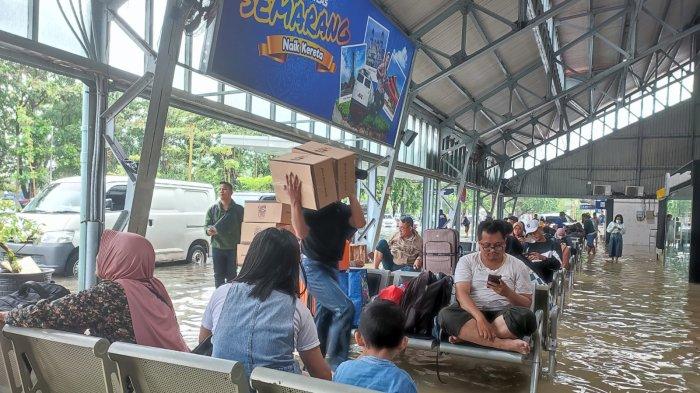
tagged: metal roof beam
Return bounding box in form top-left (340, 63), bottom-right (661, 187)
top-left (470, 9), bottom-right (532, 117)
top-left (411, 0), bottom-right (580, 94)
top-left (643, 1), bottom-right (674, 82)
top-left (616, 0), bottom-right (643, 102)
top-left (528, 0), bottom-right (569, 132)
top-left (446, 7), bottom-right (626, 124)
top-left (410, 0), bottom-right (468, 39)
top-left (478, 23), bottom-right (700, 141)
top-left (556, 4), bottom-right (626, 22)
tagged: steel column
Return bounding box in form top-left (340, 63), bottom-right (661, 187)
top-left (78, 0), bottom-right (108, 290)
top-left (451, 133), bottom-right (477, 232)
top-left (127, 0), bottom-right (194, 235)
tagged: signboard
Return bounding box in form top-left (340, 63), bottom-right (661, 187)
top-left (202, 0), bottom-right (417, 146)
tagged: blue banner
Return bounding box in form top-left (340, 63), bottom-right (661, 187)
top-left (202, 0), bottom-right (416, 145)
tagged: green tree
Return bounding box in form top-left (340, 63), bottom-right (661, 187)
top-left (0, 60), bottom-right (82, 196)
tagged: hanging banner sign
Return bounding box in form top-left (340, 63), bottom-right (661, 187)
top-left (202, 0), bottom-right (416, 145)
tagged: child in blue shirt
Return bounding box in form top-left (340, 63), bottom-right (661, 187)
top-left (333, 300), bottom-right (418, 393)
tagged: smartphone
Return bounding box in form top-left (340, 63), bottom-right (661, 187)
top-left (487, 274), bottom-right (502, 285)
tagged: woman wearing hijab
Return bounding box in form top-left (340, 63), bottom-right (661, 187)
top-left (1, 230), bottom-right (188, 352)
top-left (512, 221), bottom-right (526, 243)
top-left (606, 214), bottom-right (626, 263)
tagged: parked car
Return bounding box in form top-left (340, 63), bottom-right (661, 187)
top-left (6, 176), bottom-right (216, 276)
top-left (232, 191), bottom-right (275, 205)
top-left (540, 212), bottom-right (576, 226)
top-left (382, 214), bottom-right (396, 229)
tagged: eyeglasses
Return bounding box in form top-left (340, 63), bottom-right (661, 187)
top-left (479, 242), bottom-right (505, 251)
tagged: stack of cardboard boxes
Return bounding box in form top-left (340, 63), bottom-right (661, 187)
top-left (237, 142), bottom-right (358, 264)
top-left (237, 201), bottom-right (293, 265)
top-left (270, 142), bottom-right (356, 210)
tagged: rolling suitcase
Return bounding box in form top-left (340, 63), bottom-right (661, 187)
top-left (423, 228), bottom-right (460, 276)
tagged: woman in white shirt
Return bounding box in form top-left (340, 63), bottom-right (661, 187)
top-left (199, 228), bottom-right (331, 379)
top-left (606, 214), bottom-right (626, 262)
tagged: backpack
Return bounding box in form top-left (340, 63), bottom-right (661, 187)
top-left (400, 271), bottom-right (453, 337)
top-left (0, 281), bottom-right (70, 312)
top-left (423, 228), bottom-right (460, 275)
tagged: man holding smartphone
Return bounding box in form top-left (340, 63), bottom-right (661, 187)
top-left (438, 220), bottom-right (536, 355)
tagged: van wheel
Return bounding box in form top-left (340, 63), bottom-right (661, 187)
top-left (66, 250), bottom-right (79, 277)
top-left (187, 243), bottom-right (208, 265)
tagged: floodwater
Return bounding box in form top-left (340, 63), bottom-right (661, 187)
top-left (56, 245), bottom-right (700, 392)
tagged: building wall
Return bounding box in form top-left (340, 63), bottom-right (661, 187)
top-left (610, 199), bottom-right (658, 247)
top-left (511, 100), bottom-right (698, 197)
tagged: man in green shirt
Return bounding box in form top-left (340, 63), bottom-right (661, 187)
top-left (205, 181), bottom-right (244, 287)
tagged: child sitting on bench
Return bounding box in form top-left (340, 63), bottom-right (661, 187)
top-left (333, 301), bottom-right (417, 393)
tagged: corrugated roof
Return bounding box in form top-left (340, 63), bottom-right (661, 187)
top-left (376, 0), bottom-right (699, 161)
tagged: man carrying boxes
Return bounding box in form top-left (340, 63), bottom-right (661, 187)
top-left (272, 142), bottom-right (366, 371)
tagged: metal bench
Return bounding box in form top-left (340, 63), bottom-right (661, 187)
top-left (369, 269), bottom-right (560, 393)
top-left (2, 325), bottom-right (120, 393)
top-left (107, 341), bottom-right (249, 393)
top-left (0, 332), bottom-right (21, 393)
top-left (250, 367), bottom-right (379, 393)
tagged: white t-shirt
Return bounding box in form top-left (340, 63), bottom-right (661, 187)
top-left (454, 252), bottom-right (535, 311)
top-left (201, 283), bottom-right (320, 352)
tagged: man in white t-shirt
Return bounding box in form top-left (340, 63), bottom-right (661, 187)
top-left (438, 219), bottom-right (537, 354)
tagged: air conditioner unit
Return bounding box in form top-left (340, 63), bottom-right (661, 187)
top-left (593, 185), bottom-right (612, 196)
top-left (625, 186), bottom-right (644, 197)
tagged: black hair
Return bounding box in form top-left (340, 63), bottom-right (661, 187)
top-left (507, 215), bottom-right (519, 222)
top-left (477, 219), bottom-right (509, 240)
top-left (559, 211), bottom-right (566, 216)
top-left (219, 181), bottom-right (233, 191)
top-left (234, 228), bottom-right (301, 301)
top-left (400, 215), bottom-right (414, 227)
top-left (358, 300), bottom-right (406, 349)
top-left (614, 214), bottom-right (624, 223)
top-left (504, 221), bottom-right (514, 235)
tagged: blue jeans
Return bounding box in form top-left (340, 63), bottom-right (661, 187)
top-left (302, 257), bottom-right (354, 370)
top-left (212, 248), bottom-right (237, 288)
top-left (376, 239), bottom-right (419, 272)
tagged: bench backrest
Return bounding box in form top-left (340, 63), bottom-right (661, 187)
top-left (250, 367), bottom-right (379, 393)
top-left (2, 325), bottom-right (119, 393)
top-left (391, 270), bottom-right (421, 286)
top-left (360, 268), bottom-right (390, 297)
top-left (0, 332), bottom-right (21, 393)
top-left (107, 341), bottom-right (249, 393)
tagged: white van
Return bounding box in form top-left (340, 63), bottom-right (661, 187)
top-left (8, 176), bottom-right (216, 276)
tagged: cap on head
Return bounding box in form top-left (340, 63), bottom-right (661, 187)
top-left (525, 219), bottom-right (540, 234)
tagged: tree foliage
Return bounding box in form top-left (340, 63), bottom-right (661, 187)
top-left (0, 60), bottom-right (82, 197)
top-left (0, 60), bottom-right (276, 196)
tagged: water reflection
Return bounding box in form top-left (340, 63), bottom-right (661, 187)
top-left (55, 246), bottom-right (699, 392)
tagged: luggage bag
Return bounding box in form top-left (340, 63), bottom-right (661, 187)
top-left (423, 228), bottom-right (460, 276)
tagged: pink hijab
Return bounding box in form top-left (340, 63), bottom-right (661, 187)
top-left (97, 230), bottom-right (189, 352)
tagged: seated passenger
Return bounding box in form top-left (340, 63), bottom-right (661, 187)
top-left (1, 230), bottom-right (189, 351)
top-left (334, 301), bottom-right (417, 393)
top-left (372, 215), bottom-right (422, 272)
top-left (553, 228), bottom-right (571, 270)
top-left (512, 221), bottom-right (526, 243)
top-left (438, 220), bottom-right (536, 355)
top-left (200, 228), bottom-right (331, 379)
top-left (504, 221), bottom-right (524, 256)
top-left (521, 219), bottom-right (563, 284)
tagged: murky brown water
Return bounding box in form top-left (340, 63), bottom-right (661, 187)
top-left (56, 245), bottom-right (700, 392)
